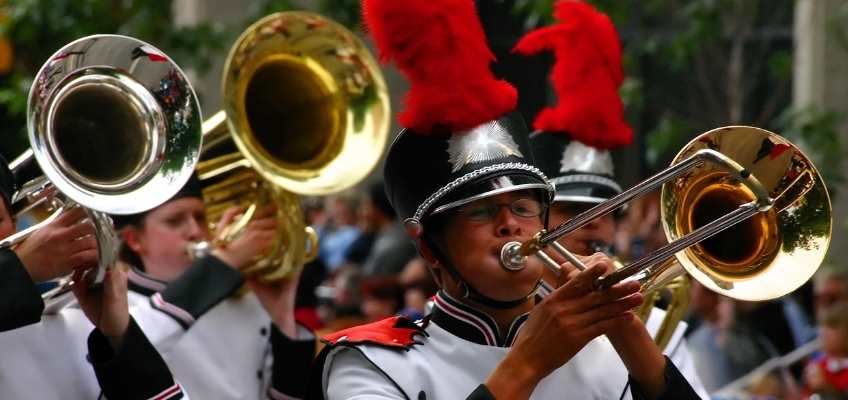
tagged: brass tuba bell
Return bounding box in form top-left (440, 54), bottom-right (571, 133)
top-left (2, 35), bottom-right (202, 311)
top-left (192, 12), bottom-right (390, 281)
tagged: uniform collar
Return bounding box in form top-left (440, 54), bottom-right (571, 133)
top-left (430, 290), bottom-right (529, 347)
top-left (127, 265), bottom-right (167, 295)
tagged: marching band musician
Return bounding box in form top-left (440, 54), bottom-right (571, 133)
top-left (309, 0), bottom-right (701, 398)
top-left (0, 156), bottom-right (188, 400)
top-left (519, 1), bottom-right (708, 397)
top-left (115, 173), bottom-right (316, 400)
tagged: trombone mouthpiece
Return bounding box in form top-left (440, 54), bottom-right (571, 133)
top-left (500, 241), bottom-right (526, 271)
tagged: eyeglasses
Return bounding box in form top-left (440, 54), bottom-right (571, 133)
top-left (455, 197), bottom-right (543, 222)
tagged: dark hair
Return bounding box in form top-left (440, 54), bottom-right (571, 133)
top-left (368, 181), bottom-right (396, 219)
top-left (112, 173), bottom-right (203, 230)
top-left (118, 218), bottom-right (146, 270)
top-left (360, 276), bottom-right (404, 307)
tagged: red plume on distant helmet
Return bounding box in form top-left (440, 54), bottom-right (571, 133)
top-left (513, 0), bottom-right (632, 150)
top-left (362, 0), bottom-right (517, 134)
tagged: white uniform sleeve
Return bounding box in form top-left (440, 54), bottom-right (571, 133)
top-left (325, 347), bottom-right (407, 400)
top-left (129, 298), bottom-right (186, 354)
top-left (0, 308), bottom-right (101, 399)
top-left (128, 255), bottom-right (244, 352)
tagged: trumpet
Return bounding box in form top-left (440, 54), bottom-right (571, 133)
top-left (188, 12), bottom-right (390, 281)
top-left (505, 126), bottom-right (830, 302)
top-left (1, 35), bottom-right (201, 311)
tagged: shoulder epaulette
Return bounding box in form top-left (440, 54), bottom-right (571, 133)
top-left (322, 316), bottom-right (426, 349)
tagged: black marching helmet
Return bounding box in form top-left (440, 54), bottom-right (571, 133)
top-left (517, 0), bottom-right (633, 207)
top-left (364, 0), bottom-right (553, 308)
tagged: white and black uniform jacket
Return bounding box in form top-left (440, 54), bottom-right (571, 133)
top-left (311, 290), bottom-right (707, 400)
top-left (0, 248), bottom-right (187, 399)
top-left (127, 255), bottom-right (316, 400)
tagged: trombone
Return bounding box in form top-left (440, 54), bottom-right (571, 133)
top-left (1, 35), bottom-right (201, 311)
top-left (505, 126), bottom-right (830, 302)
top-left (189, 11), bottom-right (390, 281)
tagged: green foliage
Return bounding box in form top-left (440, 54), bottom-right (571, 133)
top-left (511, 0), bottom-right (556, 28)
top-left (514, 0), bottom-right (840, 187)
top-left (619, 76), bottom-right (643, 111)
top-left (317, 0), bottom-right (362, 30)
top-left (767, 49), bottom-right (792, 81)
top-left (0, 0), bottom-right (230, 159)
top-left (0, 0), bottom-right (378, 160)
top-left (775, 106), bottom-right (845, 195)
top-left (828, 1), bottom-right (848, 52)
top-left (246, 0), bottom-right (294, 20)
top-left (645, 114), bottom-right (690, 168)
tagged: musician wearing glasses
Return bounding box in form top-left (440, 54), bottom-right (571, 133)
top-left (0, 155), bottom-right (189, 400)
top-left (517, 1), bottom-right (708, 397)
top-left (114, 173), bottom-right (315, 400)
top-left (310, 1), bottom-right (700, 398)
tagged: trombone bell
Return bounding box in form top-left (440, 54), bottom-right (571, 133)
top-left (503, 126), bottom-right (831, 302)
top-left (663, 126), bottom-right (831, 301)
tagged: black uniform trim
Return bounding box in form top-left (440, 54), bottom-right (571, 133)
top-left (88, 317), bottom-right (184, 400)
top-left (467, 385), bottom-right (496, 400)
top-left (504, 313), bottom-right (530, 347)
top-left (268, 323), bottom-right (317, 400)
top-left (150, 255), bottom-right (243, 329)
top-left (431, 291), bottom-right (530, 347)
top-left (127, 267), bottom-right (167, 296)
top-left (629, 356), bottom-right (701, 400)
top-left (0, 248), bottom-right (44, 332)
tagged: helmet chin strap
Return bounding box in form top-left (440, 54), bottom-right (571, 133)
top-left (423, 235), bottom-right (539, 310)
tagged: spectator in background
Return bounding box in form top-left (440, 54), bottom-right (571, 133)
top-left (294, 257), bottom-right (328, 331)
top-left (396, 257), bottom-right (438, 320)
top-left (316, 266), bottom-right (366, 335)
top-left (359, 276), bottom-right (404, 322)
top-left (318, 191), bottom-right (362, 273)
top-left (360, 181), bottom-right (417, 277)
top-left (814, 268), bottom-right (848, 321)
top-left (803, 301), bottom-right (848, 399)
top-left (686, 280), bottom-right (776, 392)
top-left (303, 196), bottom-right (328, 233)
top-left (614, 191), bottom-right (663, 261)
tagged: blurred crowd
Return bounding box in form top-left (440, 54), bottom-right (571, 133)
top-left (295, 181), bottom-right (434, 335)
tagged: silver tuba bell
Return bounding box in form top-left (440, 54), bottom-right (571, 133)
top-left (1, 35), bottom-right (202, 312)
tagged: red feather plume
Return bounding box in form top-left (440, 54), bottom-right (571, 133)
top-left (362, 0), bottom-right (517, 134)
top-left (512, 0), bottom-right (632, 149)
